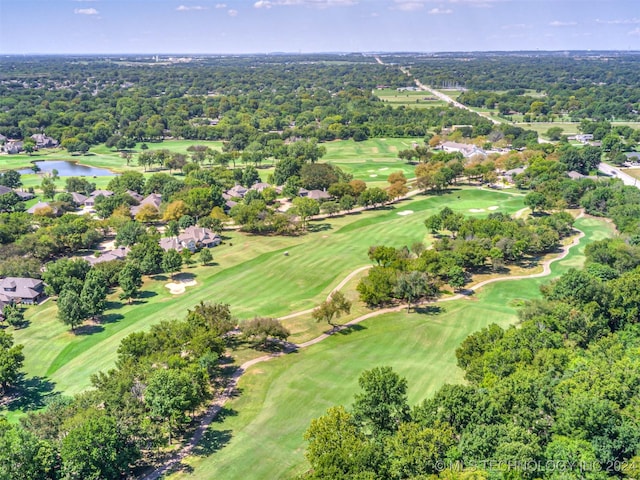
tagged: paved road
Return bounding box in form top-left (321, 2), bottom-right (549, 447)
top-left (598, 162), bottom-right (638, 187)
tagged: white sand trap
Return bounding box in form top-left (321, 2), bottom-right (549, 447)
top-left (469, 208), bottom-right (485, 213)
top-left (367, 170), bottom-right (375, 172)
top-left (379, 167), bottom-right (389, 171)
top-left (165, 279), bottom-right (197, 295)
top-left (369, 174), bottom-right (378, 177)
top-left (487, 206), bottom-right (499, 211)
top-left (397, 210), bottom-right (414, 216)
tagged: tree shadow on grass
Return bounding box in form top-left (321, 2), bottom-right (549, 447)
top-left (151, 274), bottom-right (169, 282)
top-left (99, 313), bottom-right (124, 324)
top-left (73, 324), bottom-right (104, 335)
top-left (2, 375), bottom-right (59, 412)
top-left (307, 222), bottom-right (332, 233)
top-left (332, 323), bottom-right (367, 336)
top-left (192, 409), bottom-right (236, 457)
top-left (414, 305), bottom-right (444, 316)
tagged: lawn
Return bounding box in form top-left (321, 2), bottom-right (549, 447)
top-left (621, 168), bottom-right (640, 181)
top-left (7, 188), bottom-right (523, 407)
top-left (167, 215), bottom-right (615, 480)
top-left (374, 88), bottom-right (448, 109)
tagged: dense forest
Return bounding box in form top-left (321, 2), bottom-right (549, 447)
top-left (0, 55), bottom-right (495, 146)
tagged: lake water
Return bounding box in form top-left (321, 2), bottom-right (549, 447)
top-left (18, 160), bottom-right (116, 177)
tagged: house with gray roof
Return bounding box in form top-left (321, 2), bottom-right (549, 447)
top-left (0, 277), bottom-right (45, 304)
top-left (27, 201), bottom-right (58, 215)
top-left (30, 134), bottom-right (59, 149)
top-left (159, 226), bottom-right (221, 252)
top-left (0, 185), bottom-right (34, 200)
top-left (70, 192), bottom-right (88, 206)
top-left (130, 193), bottom-right (162, 216)
top-left (85, 246), bottom-right (130, 266)
top-left (250, 182), bottom-right (272, 193)
top-left (2, 140), bottom-right (23, 154)
top-left (307, 189), bottom-right (331, 201)
top-left (226, 185), bottom-right (248, 198)
top-left (85, 190), bottom-right (114, 207)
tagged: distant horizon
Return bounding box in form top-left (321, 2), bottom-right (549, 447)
top-left (2, 49), bottom-right (640, 57)
top-left (1, 1), bottom-right (639, 55)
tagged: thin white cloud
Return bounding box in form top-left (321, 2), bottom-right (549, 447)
top-left (549, 20), bottom-right (577, 27)
top-left (596, 18), bottom-right (640, 25)
top-left (429, 7), bottom-right (452, 14)
top-left (74, 8), bottom-right (99, 15)
top-left (629, 28), bottom-right (640, 36)
top-left (391, 0), bottom-right (500, 11)
top-left (391, 1), bottom-right (424, 11)
top-left (228, 9), bottom-right (238, 16)
top-left (215, 3), bottom-right (227, 8)
top-left (254, 0), bottom-right (357, 8)
top-left (501, 23), bottom-right (530, 30)
top-left (176, 5), bottom-right (209, 11)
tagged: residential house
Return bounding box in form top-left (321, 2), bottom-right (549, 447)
top-left (30, 134), bottom-right (59, 149)
top-left (503, 167), bottom-right (526, 184)
top-left (27, 201), bottom-right (58, 215)
top-left (85, 246), bottom-right (130, 266)
top-left (2, 140), bottom-right (23, 154)
top-left (250, 182), bottom-right (272, 193)
top-left (85, 190), bottom-right (114, 207)
top-left (130, 193), bottom-right (162, 216)
top-left (70, 192), bottom-right (88, 206)
top-left (125, 190), bottom-right (144, 203)
top-left (624, 152), bottom-right (640, 165)
top-left (440, 141), bottom-right (487, 159)
top-left (159, 226), bottom-right (221, 252)
top-left (0, 185), bottom-right (34, 200)
top-left (575, 134), bottom-right (594, 143)
top-left (226, 185), bottom-right (248, 198)
top-left (0, 277), bottom-right (46, 304)
top-left (306, 189), bottom-right (331, 201)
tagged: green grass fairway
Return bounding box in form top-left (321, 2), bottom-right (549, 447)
top-left (7, 188), bottom-right (523, 405)
top-left (374, 88), bottom-right (447, 108)
top-left (323, 138), bottom-right (420, 185)
top-left (167, 215), bottom-right (614, 480)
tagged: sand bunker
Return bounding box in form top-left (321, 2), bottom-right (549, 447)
top-left (369, 174), bottom-right (378, 177)
top-left (487, 206), bottom-right (499, 211)
top-left (469, 208), bottom-right (485, 213)
top-left (379, 167), bottom-right (389, 171)
top-left (397, 210), bottom-right (414, 216)
top-left (165, 279), bottom-right (197, 295)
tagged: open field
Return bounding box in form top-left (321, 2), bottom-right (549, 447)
top-left (5, 188), bottom-right (524, 411)
top-left (168, 215), bottom-right (615, 480)
top-left (373, 88), bottom-right (448, 108)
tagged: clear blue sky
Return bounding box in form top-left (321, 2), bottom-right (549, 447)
top-left (1, 0), bottom-right (639, 54)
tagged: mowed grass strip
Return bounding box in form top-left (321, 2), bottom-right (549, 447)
top-left (12, 188), bottom-right (522, 398)
top-left (168, 215), bottom-right (615, 480)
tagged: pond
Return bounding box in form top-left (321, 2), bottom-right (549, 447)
top-left (18, 160), bottom-right (116, 177)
